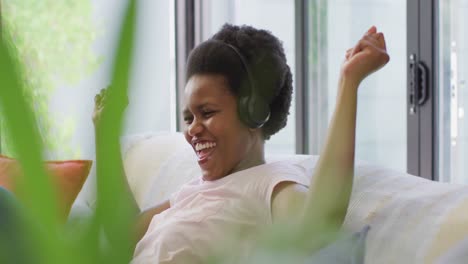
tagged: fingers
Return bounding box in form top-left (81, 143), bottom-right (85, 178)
top-left (348, 37), bottom-right (389, 67)
top-left (350, 40), bottom-right (364, 57)
top-left (363, 26), bottom-right (387, 48)
top-left (367, 33), bottom-right (386, 51)
top-left (94, 88), bottom-right (108, 103)
top-left (363, 35), bottom-right (381, 50)
top-left (355, 37), bottom-right (388, 61)
top-left (375, 32), bottom-right (386, 50)
top-left (94, 94), bottom-right (100, 104)
top-left (94, 85), bottom-right (130, 113)
top-left (349, 27), bottom-right (387, 58)
top-left (365, 25), bottom-right (377, 36)
top-left (349, 27), bottom-right (376, 57)
top-left (367, 26), bottom-right (387, 51)
top-left (93, 87), bottom-right (111, 125)
top-left (345, 48), bottom-right (353, 60)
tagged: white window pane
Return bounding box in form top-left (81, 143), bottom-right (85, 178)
top-left (438, 0), bottom-right (468, 183)
top-left (47, 0), bottom-right (176, 160)
top-left (43, 0), bottom-right (176, 205)
top-left (312, 0), bottom-right (407, 171)
top-left (124, 0), bottom-right (176, 135)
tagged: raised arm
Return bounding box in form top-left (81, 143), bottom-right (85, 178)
top-left (93, 88), bottom-right (170, 246)
top-left (93, 88), bottom-right (140, 216)
top-left (301, 26), bottom-right (389, 234)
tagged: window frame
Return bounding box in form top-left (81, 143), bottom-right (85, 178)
top-left (174, 0), bottom-right (197, 131)
top-left (407, 0), bottom-right (437, 180)
top-left (294, 0), bottom-right (309, 154)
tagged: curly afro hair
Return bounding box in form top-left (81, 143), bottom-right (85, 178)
top-left (185, 24), bottom-right (293, 140)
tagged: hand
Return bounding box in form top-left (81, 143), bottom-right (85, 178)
top-left (341, 26), bottom-right (390, 86)
top-left (92, 86), bottom-right (129, 128)
top-left (93, 88), bottom-right (107, 127)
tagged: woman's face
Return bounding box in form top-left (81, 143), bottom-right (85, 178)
top-left (183, 74), bottom-right (262, 181)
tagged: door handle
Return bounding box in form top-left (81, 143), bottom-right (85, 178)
top-left (409, 54), bottom-right (429, 115)
top-left (418, 62), bottom-right (429, 105)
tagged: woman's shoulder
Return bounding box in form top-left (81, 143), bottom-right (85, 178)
top-left (236, 159), bottom-right (311, 179)
top-left (271, 182), bottom-right (308, 223)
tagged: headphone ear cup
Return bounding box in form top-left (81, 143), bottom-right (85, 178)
top-left (238, 95), bottom-right (270, 128)
top-left (238, 96), bottom-right (252, 127)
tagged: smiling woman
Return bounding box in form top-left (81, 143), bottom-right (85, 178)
top-left (179, 25), bottom-right (293, 183)
top-left (94, 23), bottom-right (390, 263)
top-left (131, 25), bottom-right (306, 263)
top-left (183, 74), bottom-right (265, 181)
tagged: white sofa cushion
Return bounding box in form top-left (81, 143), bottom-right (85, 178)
top-left (122, 132), bottom-right (468, 263)
top-left (348, 162), bottom-right (468, 263)
top-left (122, 132), bottom-right (191, 207)
top-left (436, 237), bottom-right (468, 264)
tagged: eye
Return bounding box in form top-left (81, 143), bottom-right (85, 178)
top-left (202, 110), bottom-right (216, 118)
top-left (183, 115), bottom-right (193, 125)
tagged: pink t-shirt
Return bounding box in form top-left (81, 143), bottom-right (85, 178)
top-left (132, 160), bottom-right (310, 263)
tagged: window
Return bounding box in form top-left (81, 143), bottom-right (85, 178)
top-left (305, 0), bottom-right (407, 171)
top-left (26, 0), bottom-right (176, 203)
top-left (9, 0), bottom-right (465, 183)
top-left (47, 0), bottom-right (176, 160)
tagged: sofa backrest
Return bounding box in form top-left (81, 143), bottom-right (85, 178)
top-left (122, 132), bottom-right (468, 263)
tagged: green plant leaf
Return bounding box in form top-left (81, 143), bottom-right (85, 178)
top-left (0, 24), bottom-right (63, 264)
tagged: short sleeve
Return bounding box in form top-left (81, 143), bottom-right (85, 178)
top-left (264, 162), bottom-right (310, 222)
top-left (169, 190), bottom-right (179, 207)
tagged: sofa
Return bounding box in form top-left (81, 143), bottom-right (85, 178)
top-left (72, 132), bottom-right (468, 263)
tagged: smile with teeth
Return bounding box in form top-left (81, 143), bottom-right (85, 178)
top-left (195, 142), bottom-right (217, 152)
top-left (195, 142), bottom-right (217, 164)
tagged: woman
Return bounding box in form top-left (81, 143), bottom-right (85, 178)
top-left (94, 24), bottom-right (389, 263)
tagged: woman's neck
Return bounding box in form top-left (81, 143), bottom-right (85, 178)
top-left (230, 133), bottom-right (265, 174)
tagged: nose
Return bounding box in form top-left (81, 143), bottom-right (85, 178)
top-left (187, 118), bottom-right (203, 137)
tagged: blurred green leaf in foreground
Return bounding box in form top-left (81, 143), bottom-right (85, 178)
top-left (0, 0), bottom-right (137, 263)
